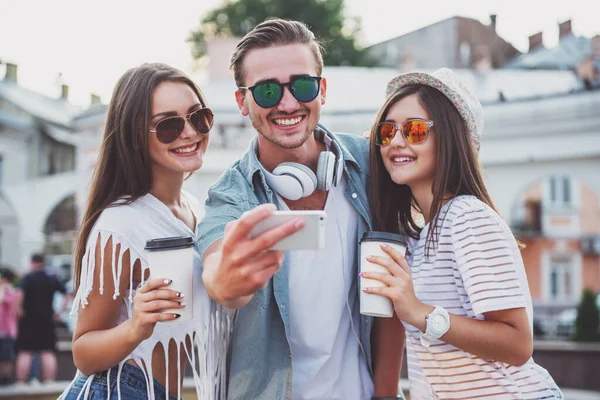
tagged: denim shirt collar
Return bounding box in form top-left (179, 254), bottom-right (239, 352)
top-left (238, 123), bottom-right (362, 193)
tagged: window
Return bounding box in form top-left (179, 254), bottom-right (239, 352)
top-left (549, 255), bottom-right (576, 301)
top-left (548, 175), bottom-right (573, 207)
top-left (550, 177), bottom-right (556, 202)
top-left (563, 177), bottom-right (571, 203)
top-left (550, 269), bottom-right (558, 297)
top-left (0, 155), bottom-right (3, 187)
top-left (48, 152), bottom-right (56, 175)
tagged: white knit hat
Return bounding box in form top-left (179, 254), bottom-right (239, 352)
top-left (385, 68), bottom-right (484, 150)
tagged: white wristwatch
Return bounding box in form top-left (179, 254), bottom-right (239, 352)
top-left (420, 306), bottom-right (450, 348)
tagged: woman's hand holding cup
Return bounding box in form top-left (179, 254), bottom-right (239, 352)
top-left (361, 244), bottom-right (427, 326)
top-left (129, 278), bottom-right (186, 342)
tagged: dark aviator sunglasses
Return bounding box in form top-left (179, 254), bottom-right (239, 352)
top-left (148, 107), bottom-right (214, 144)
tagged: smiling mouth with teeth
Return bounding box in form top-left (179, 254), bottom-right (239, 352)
top-left (393, 157), bottom-right (415, 163)
top-left (273, 116), bottom-right (303, 126)
top-left (171, 142), bottom-right (199, 154)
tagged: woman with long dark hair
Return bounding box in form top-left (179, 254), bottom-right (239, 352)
top-left (60, 63), bottom-right (230, 399)
top-left (361, 68), bottom-right (563, 399)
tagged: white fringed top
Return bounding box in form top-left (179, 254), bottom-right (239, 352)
top-left (60, 192), bottom-right (231, 400)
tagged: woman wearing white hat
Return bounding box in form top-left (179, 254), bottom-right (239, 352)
top-left (361, 68), bottom-right (563, 399)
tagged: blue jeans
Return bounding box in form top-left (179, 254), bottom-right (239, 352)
top-left (62, 363), bottom-right (178, 400)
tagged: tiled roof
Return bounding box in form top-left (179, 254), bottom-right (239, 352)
top-left (0, 80), bottom-right (82, 127)
top-left (504, 34), bottom-right (594, 70)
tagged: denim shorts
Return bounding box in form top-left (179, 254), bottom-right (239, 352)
top-left (62, 363), bottom-right (178, 400)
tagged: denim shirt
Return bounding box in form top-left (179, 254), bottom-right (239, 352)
top-left (197, 126), bottom-right (373, 400)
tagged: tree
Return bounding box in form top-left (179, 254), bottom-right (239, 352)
top-left (573, 288), bottom-right (600, 342)
top-left (187, 0), bottom-right (374, 67)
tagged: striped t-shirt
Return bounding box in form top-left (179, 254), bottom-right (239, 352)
top-left (404, 195), bottom-right (563, 399)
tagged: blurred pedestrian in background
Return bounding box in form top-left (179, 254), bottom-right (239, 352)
top-left (0, 267), bottom-right (18, 385)
top-left (15, 253), bottom-right (70, 383)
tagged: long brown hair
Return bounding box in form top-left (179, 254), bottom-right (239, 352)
top-left (73, 63), bottom-right (208, 291)
top-left (369, 84), bottom-right (498, 256)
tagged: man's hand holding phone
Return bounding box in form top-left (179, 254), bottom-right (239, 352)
top-left (202, 204), bottom-right (305, 309)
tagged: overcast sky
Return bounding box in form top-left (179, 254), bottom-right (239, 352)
top-left (0, 0), bottom-right (596, 106)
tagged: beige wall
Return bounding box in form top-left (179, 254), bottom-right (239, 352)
top-left (520, 237), bottom-right (590, 300)
top-left (579, 184), bottom-right (600, 234)
top-left (520, 238), bottom-right (545, 298)
top-left (582, 255), bottom-right (600, 292)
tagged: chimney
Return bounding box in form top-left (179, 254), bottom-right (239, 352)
top-left (528, 32), bottom-right (543, 52)
top-left (4, 63), bottom-right (18, 83)
top-left (558, 20), bottom-right (572, 40)
top-left (90, 93), bottom-right (101, 105)
top-left (489, 14), bottom-right (497, 33)
top-left (61, 84), bottom-right (69, 100)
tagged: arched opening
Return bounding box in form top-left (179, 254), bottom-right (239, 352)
top-left (43, 194), bottom-right (78, 282)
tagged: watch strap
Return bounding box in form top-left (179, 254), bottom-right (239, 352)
top-left (420, 306), bottom-right (450, 348)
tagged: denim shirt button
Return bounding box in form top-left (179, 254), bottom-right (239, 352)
top-left (351, 193), bottom-right (358, 199)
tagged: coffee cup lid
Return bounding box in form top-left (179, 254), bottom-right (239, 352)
top-left (360, 231), bottom-right (406, 246)
top-left (144, 236), bottom-right (194, 251)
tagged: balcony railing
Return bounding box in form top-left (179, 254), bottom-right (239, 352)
top-left (511, 220), bottom-right (542, 238)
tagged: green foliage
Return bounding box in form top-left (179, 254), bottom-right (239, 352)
top-left (187, 0), bottom-right (375, 67)
top-left (573, 288), bottom-right (600, 342)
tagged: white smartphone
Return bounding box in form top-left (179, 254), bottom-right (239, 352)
top-left (248, 210), bottom-right (327, 250)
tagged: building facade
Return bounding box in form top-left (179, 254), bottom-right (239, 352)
top-left (0, 63), bottom-right (81, 271)
top-left (366, 15), bottom-right (520, 71)
top-left (482, 90), bottom-right (600, 333)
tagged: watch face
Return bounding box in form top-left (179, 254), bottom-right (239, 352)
top-left (431, 314), bottom-right (447, 333)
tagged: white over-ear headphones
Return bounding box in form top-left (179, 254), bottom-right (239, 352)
top-left (255, 125), bottom-right (344, 201)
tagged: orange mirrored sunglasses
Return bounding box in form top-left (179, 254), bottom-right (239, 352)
top-left (375, 119), bottom-right (434, 146)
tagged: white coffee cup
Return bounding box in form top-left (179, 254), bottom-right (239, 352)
top-left (144, 236), bottom-right (194, 322)
top-left (360, 231), bottom-right (407, 318)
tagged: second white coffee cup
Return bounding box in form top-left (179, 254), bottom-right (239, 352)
top-left (360, 231), bottom-right (407, 318)
top-left (144, 236), bottom-right (194, 322)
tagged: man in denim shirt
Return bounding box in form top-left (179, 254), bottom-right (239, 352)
top-left (198, 19), bottom-right (404, 400)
